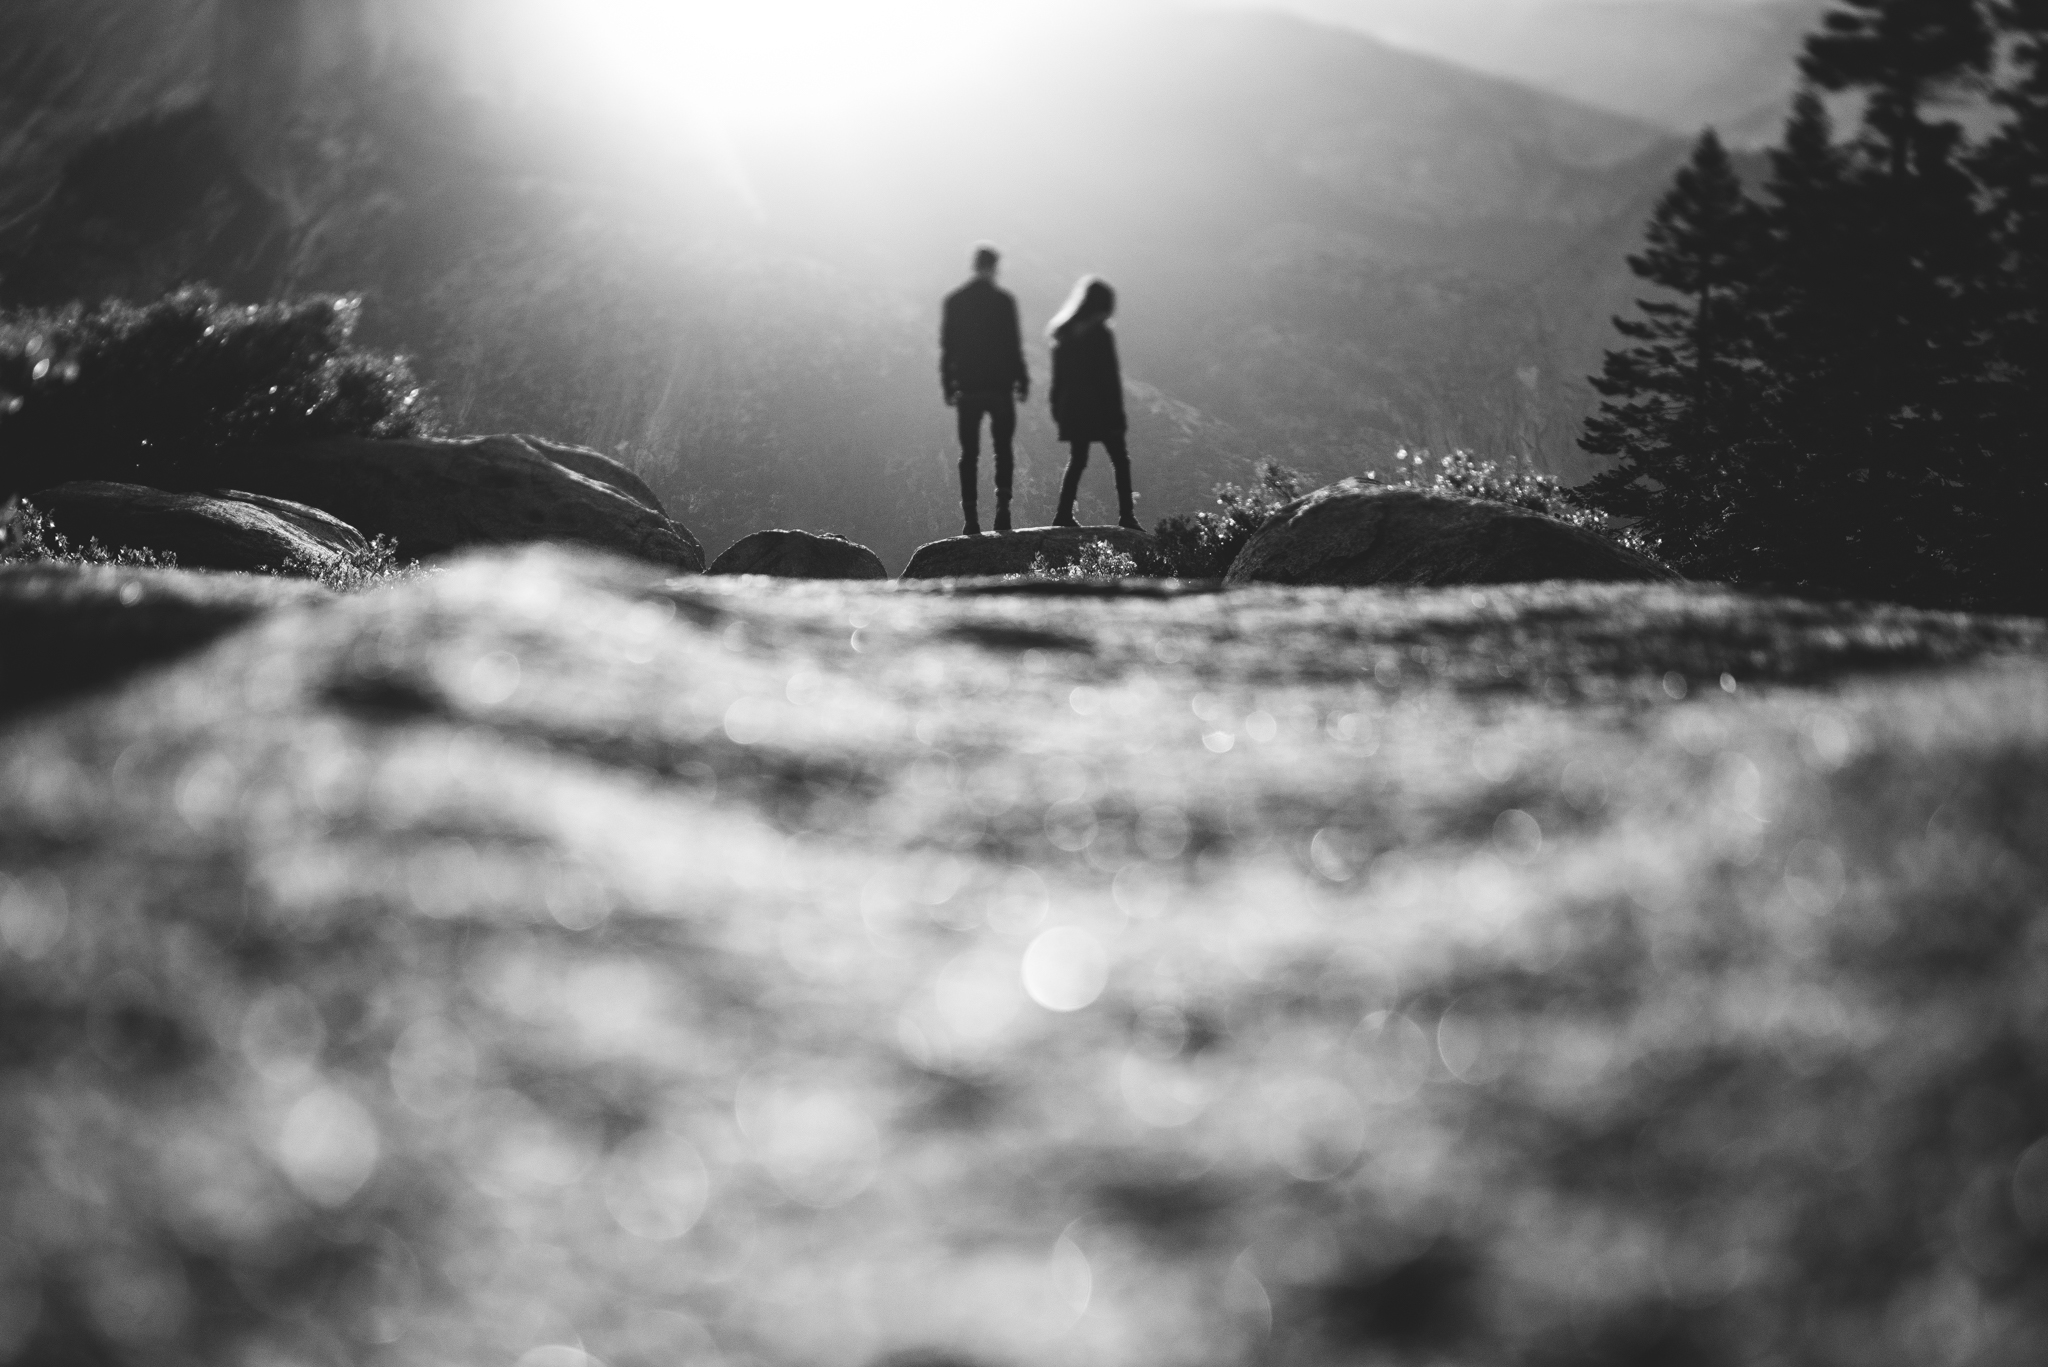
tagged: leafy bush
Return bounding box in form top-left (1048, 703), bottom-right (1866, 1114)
top-left (1152, 460), bottom-right (1310, 577)
top-left (1023, 539), bottom-right (1142, 580)
top-left (0, 497), bottom-right (179, 568)
top-left (0, 288), bottom-right (441, 494)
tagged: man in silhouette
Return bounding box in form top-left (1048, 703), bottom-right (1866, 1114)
top-left (940, 245), bottom-right (1030, 535)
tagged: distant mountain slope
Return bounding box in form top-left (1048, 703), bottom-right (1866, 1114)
top-left (0, 0), bottom-right (1684, 568)
top-left (0, 0), bottom-right (214, 225)
top-left (1279, 0), bottom-right (1827, 138)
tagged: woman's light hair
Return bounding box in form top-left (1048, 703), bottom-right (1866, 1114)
top-left (1048, 276), bottom-right (1116, 337)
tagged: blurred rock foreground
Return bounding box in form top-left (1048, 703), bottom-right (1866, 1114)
top-left (3, 550), bottom-right (2048, 1367)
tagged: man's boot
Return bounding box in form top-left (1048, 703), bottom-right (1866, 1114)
top-left (993, 452), bottom-right (1015, 533)
top-left (959, 465), bottom-right (981, 536)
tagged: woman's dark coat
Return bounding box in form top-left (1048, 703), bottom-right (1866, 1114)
top-left (1049, 318), bottom-right (1128, 444)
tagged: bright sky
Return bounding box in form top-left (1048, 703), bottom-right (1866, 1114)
top-left (463, 0), bottom-right (1778, 143)
top-left (483, 0), bottom-right (1071, 128)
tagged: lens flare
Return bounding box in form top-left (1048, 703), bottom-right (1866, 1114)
top-left (481, 0), bottom-right (1059, 135)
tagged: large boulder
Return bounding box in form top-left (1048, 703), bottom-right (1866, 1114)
top-left (29, 481), bottom-right (367, 571)
top-left (709, 529), bottom-right (889, 579)
top-left (1225, 479), bottom-right (1675, 587)
top-left (519, 434), bottom-right (670, 516)
top-left (223, 434), bottom-right (705, 571)
top-left (900, 525), bottom-right (1166, 580)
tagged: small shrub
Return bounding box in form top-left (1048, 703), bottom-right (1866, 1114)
top-left (1380, 448), bottom-right (1593, 522)
top-left (1153, 460), bottom-right (1310, 577)
top-left (0, 287), bottom-right (441, 494)
top-left (1153, 453), bottom-right (1668, 578)
top-left (269, 535), bottom-right (423, 593)
top-left (1024, 539), bottom-right (1141, 580)
top-left (1377, 448), bottom-right (1667, 564)
top-left (1, 497), bottom-right (419, 590)
top-left (0, 497), bottom-right (178, 569)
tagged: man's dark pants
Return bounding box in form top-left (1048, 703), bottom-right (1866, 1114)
top-left (955, 390), bottom-right (1016, 525)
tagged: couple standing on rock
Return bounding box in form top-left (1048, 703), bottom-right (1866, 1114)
top-left (940, 244), bottom-right (1138, 537)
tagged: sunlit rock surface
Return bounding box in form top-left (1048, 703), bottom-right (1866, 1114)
top-left (3, 547), bottom-right (2047, 1367)
top-left (1226, 480), bottom-right (1675, 587)
top-left (30, 481), bottom-right (368, 572)
top-left (901, 527), bottom-right (1166, 580)
top-left (223, 434), bottom-right (705, 571)
top-left (709, 530), bottom-right (889, 581)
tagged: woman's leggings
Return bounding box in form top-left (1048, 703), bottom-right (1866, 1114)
top-left (1056, 437), bottom-right (1134, 521)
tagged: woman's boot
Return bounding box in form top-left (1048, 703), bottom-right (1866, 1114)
top-left (1114, 458), bottom-right (1140, 531)
top-left (1052, 450), bottom-right (1086, 527)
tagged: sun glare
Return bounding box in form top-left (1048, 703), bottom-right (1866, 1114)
top-left (485, 0), bottom-right (1053, 132)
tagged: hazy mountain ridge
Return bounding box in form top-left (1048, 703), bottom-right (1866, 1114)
top-left (1285, 0), bottom-right (1827, 138)
top-left (1470, 0), bottom-right (1827, 137)
top-left (0, 0), bottom-right (1687, 569)
top-left (0, 0), bottom-right (215, 224)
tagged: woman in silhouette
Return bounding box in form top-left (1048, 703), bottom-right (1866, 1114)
top-left (1047, 277), bottom-right (1138, 530)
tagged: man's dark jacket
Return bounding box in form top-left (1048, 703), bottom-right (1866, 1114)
top-left (940, 278), bottom-right (1029, 398)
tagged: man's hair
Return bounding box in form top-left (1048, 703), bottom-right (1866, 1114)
top-left (972, 244), bottom-right (1000, 273)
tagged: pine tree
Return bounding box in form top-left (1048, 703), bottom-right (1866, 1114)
top-left (1973, 0), bottom-right (2048, 599)
top-left (1779, 0), bottom-right (1995, 596)
top-left (1986, 0), bottom-right (2048, 283)
top-left (1580, 1), bottom-right (2043, 603)
top-left (1801, 0), bottom-right (1996, 178)
top-left (1753, 93), bottom-right (1849, 398)
top-left (1582, 130), bottom-right (1767, 571)
top-left (1983, 1), bottom-right (2048, 321)
top-left (1734, 93), bottom-right (1856, 585)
